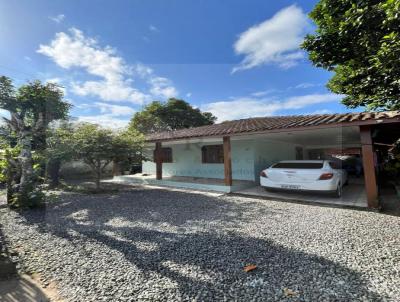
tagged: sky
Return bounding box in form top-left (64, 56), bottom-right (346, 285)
top-left (0, 0), bottom-right (360, 128)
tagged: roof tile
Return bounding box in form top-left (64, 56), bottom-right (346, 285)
top-left (146, 111), bottom-right (400, 142)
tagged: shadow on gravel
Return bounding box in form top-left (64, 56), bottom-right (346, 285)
top-left (19, 188), bottom-right (386, 301)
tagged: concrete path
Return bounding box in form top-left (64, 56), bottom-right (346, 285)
top-left (0, 274), bottom-right (60, 302)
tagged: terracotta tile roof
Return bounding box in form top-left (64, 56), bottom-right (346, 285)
top-left (146, 111), bottom-right (400, 142)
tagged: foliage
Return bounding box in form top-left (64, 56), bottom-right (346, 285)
top-left (302, 0), bottom-right (400, 110)
top-left (0, 125), bottom-right (17, 147)
top-left (45, 122), bottom-right (75, 187)
top-left (46, 122), bottom-right (74, 163)
top-left (129, 98), bottom-right (216, 133)
top-left (0, 77), bottom-right (71, 130)
top-left (0, 145), bottom-right (45, 208)
top-left (72, 124), bottom-right (114, 187)
top-left (0, 146), bottom-right (19, 184)
top-left (71, 124), bottom-right (144, 190)
top-left (8, 180), bottom-right (46, 209)
top-left (129, 101), bottom-right (166, 134)
top-left (112, 128), bottom-right (144, 170)
top-left (0, 76), bottom-right (71, 207)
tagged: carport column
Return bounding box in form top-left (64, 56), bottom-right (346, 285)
top-left (360, 125), bottom-right (378, 208)
top-left (223, 136), bottom-right (232, 186)
top-left (155, 142), bottom-right (162, 180)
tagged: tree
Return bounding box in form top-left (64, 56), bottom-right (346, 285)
top-left (129, 101), bottom-right (167, 134)
top-left (72, 124), bottom-right (143, 190)
top-left (72, 124), bottom-right (114, 190)
top-left (111, 128), bottom-right (144, 176)
top-left (0, 76), bottom-right (71, 207)
top-left (129, 98), bottom-right (216, 134)
top-left (45, 122), bottom-right (75, 187)
top-left (302, 0), bottom-right (400, 110)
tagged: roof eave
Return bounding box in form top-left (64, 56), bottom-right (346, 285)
top-left (145, 117), bottom-right (400, 143)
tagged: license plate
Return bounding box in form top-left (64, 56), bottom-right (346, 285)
top-left (281, 184), bottom-right (300, 190)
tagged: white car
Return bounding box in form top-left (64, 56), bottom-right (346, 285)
top-left (260, 160), bottom-right (348, 197)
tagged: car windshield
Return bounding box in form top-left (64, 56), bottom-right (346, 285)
top-left (271, 162), bottom-right (323, 169)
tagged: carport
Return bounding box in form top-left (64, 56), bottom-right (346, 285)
top-left (233, 125), bottom-right (368, 207)
top-left (134, 111), bottom-right (400, 208)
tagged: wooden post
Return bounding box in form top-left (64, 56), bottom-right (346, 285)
top-left (223, 136), bottom-right (232, 186)
top-left (155, 142), bottom-right (162, 180)
top-left (360, 125), bottom-right (378, 208)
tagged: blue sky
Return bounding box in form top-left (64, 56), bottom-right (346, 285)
top-left (0, 0), bottom-right (359, 128)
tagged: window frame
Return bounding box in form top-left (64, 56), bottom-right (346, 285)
top-left (201, 144), bottom-right (224, 164)
top-left (153, 147), bottom-right (173, 163)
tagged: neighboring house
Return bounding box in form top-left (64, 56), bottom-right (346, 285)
top-left (122, 111), bottom-right (400, 208)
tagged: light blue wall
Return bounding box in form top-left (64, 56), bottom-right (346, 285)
top-left (142, 140), bottom-right (255, 181)
top-left (253, 140), bottom-right (298, 183)
top-left (142, 138), bottom-right (299, 182)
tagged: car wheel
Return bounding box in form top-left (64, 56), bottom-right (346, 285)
top-left (334, 183), bottom-right (342, 198)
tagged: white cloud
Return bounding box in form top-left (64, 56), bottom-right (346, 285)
top-left (49, 14), bottom-right (65, 23)
top-left (77, 115), bottom-right (130, 129)
top-left (186, 92), bottom-right (192, 98)
top-left (251, 89), bottom-right (277, 97)
top-left (76, 102), bottom-right (135, 129)
top-left (37, 28), bottom-right (177, 103)
top-left (24, 56), bottom-right (32, 61)
top-left (294, 82), bottom-right (318, 89)
top-left (203, 98), bottom-right (278, 121)
top-left (202, 93), bottom-right (342, 121)
top-left (93, 102), bottom-right (135, 116)
top-left (149, 77), bottom-right (178, 99)
top-left (71, 80), bottom-right (148, 103)
top-left (134, 64), bottom-right (153, 78)
top-left (232, 5), bottom-right (310, 72)
top-left (149, 25), bottom-right (159, 32)
top-left (45, 77), bottom-right (61, 84)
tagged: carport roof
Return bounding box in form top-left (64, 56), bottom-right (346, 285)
top-left (146, 111), bottom-right (400, 142)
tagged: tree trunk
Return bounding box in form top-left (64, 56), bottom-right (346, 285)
top-left (112, 160), bottom-right (121, 176)
top-left (5, 156), bottom-right (20, 205)
top-left (18, 131), bottom-right (33, 194)
top-left (47, 159), bottom-right (61, 187)
top-left (95, 170), bottom-right (101, 190)
top-left (94, 161), bottom-right (102, 190)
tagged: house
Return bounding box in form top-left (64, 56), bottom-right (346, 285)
top-left (116, 111), bottom-right (400, 208)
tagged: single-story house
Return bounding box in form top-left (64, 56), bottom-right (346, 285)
top-left (117, 111), bottom-right (400, 208)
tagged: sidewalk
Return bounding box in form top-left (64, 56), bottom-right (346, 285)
top-left (0, 274), bottom-right (52, 302)
top-left (0, 209), bottom-right (60, 302)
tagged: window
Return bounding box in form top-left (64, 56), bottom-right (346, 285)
top-left (272, 162), bottom-right (323, 169)
top-left (329, 161), bottom-right (342, 169)
top-left (202, 145), bottom-right (224, 163)
top-left (153, 147), bottom-right (173, 163)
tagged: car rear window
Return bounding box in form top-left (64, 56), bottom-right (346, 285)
top-left (271, 162), bottom-right (323, 169)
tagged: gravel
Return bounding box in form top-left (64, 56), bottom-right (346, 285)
top-left (0, 186), bottom-right (399, 301)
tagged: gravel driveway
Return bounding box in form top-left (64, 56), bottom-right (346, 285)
top-left (0, 187), bottom-right (399, 301)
